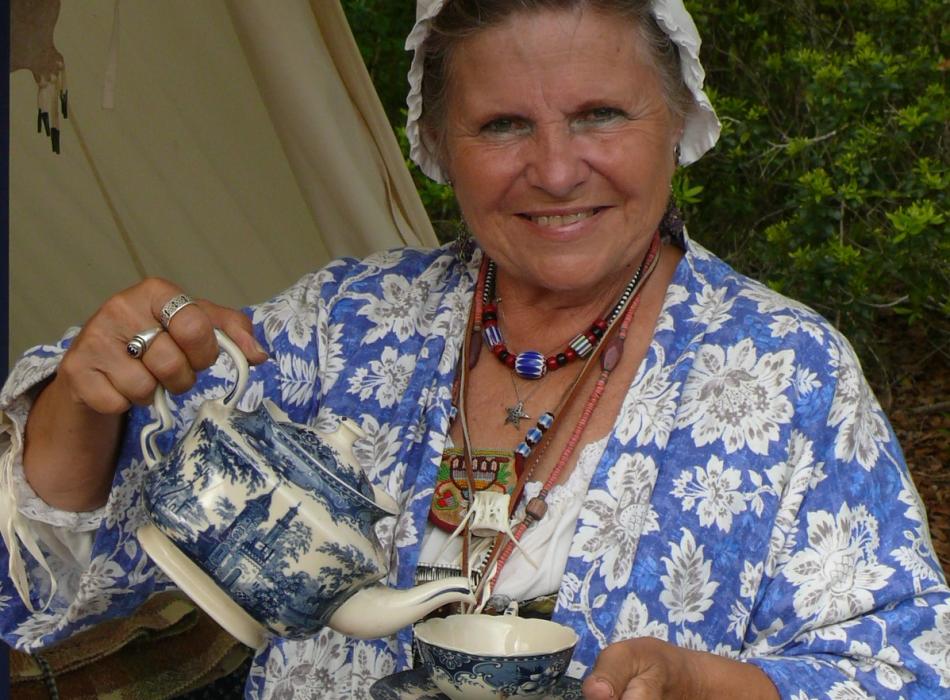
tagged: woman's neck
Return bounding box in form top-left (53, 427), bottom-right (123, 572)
top-left (490, 258), bottom-right (646, 353)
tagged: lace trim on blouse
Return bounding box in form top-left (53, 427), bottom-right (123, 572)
top-left (12, 460), bottom-right (105, 531)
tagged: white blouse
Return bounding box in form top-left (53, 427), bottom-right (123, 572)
top-left (417, 435), bottom-right (607, 602)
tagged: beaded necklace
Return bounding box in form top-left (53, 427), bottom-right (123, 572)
top-left (472, 234), bottom-right (660, 604)
top-left (481, 255), bottom-right (649, 380)
top-left (430, 232), bottom-right (662, 603)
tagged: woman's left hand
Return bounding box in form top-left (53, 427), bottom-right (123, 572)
top-left (582, 637), bottom-right (780, 700)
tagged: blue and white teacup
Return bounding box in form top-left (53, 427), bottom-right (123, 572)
top-left (414, 606), bottom-right (578, 700)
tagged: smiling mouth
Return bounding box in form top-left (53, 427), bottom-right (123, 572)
top-left (520, 208), bottom-right (603, 228)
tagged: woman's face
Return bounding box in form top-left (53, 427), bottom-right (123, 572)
top-left (442, 7), bottom-right (683, 300)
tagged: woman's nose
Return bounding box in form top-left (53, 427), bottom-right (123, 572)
top-left (523, 125), bottom-right (590, 197)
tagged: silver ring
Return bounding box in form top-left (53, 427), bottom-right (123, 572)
top-left (160, 294), bottom-right (196, 328)
top-left (126, 327), bottom-right (165, 359)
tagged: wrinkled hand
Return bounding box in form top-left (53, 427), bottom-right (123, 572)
top-left (58, 277), bottom-right (267, 415)
top-left (583, 638), bottom-right (779, 700)
top-left (24, 278), bottom-right (268, 511)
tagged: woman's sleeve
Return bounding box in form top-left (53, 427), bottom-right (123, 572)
top-left (0, 262), bottom-right (354, 651)
top-left (744, 334), bottom-right (950, 698)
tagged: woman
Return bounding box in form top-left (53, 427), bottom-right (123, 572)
top-left (2, 1), bottom-right (947, 698)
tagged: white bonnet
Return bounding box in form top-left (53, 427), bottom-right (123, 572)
top-left (405, 0), bottom-right (722, 183)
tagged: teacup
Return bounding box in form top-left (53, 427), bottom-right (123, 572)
top-left (414, 610), bottom-right (578, 700)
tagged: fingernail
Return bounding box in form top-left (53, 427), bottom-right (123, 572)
top-left (591, 679), bottom-right (615, 698)
top-left (252, 338), bottom-right (268, 357)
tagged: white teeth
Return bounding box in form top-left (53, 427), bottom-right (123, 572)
top-left (531, 210), bottom-right (595, 227)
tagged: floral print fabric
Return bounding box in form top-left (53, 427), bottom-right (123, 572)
top-left (1, 234), bottom-right (948, 698)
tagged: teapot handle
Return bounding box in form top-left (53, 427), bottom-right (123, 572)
top-left (139, 329), bottom-right (250, 467)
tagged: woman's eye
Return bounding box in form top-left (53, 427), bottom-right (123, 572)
top-left (577, 107), bottom-right (626, 124)
top-left (481, 118), bottom-right (528, 135)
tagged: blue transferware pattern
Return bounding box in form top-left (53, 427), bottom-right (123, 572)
top-left (231, 403), bottom-right (369, 494)
top-left (370, 669), bottom-right (583, 700)
top-left (142, 399), bottom-right (390, 639)
top-left (230, 403), bottom-right (386, 532)
top-left (415, 638), bottom-right (575, 698)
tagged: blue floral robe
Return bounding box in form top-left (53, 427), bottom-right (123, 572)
top-left (1, 234), bottom-right (948, 699)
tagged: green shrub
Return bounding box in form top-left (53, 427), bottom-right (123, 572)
top-left (683, 0), bottom-right (949, 384)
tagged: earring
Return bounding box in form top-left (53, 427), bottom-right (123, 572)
top-left (659, 197), bottom-right (684, 240)
top-left (453, 220), bottom-right (475, 262)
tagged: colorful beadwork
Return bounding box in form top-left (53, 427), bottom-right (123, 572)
top-left (476, 231), bottom-right (663, 601)
top-left (429, 448), bottom-right (521, 533)
top-left (431, 231), bottom-right (662, 605)
top-left (435, 408), bottom-right (556, 532)
top-left (480, 254), bottom-right (647, 379)
top-left (514, 412), bottom-right (554, 458)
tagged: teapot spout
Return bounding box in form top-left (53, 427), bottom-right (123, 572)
top-left (327, 577), bottom-right (474, 639)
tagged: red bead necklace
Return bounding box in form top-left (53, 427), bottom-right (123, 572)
top-left (480, 237), bottom-right (654, 380)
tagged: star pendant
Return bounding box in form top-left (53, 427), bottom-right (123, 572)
top-left (505, 401), bottom-right (530, 428)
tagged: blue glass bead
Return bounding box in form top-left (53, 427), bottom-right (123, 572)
top-left (449, 405), bottom-right (458, 420)
top-left (514, 351), bottom-right (547, 380)
top-left (483, 324), bottom-right (503, 347)
top-left (538, 412), bottom-right (554, 430)
top-left (515, 443), bottom-right (531, 458)
top-left (526, 427), bottom-right (543, 445)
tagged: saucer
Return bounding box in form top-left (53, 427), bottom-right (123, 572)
top-left (137, 522), bottom-right (268, 649)
top-left (370, 669), bottom-right (583, 700)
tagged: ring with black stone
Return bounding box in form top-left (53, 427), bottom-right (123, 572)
top-left (126, 327), bottom-right (165, 359)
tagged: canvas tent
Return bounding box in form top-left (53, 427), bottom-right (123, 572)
top-left (9, 0), bottom-right (437, 360)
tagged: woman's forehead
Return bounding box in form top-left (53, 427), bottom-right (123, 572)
top-left (446, 9), bottom-right (663, 113)
top-left (449, 60), bottom-right (664, 117)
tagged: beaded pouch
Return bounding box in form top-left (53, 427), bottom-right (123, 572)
top-left (429, 448), bottom-right (521, 533)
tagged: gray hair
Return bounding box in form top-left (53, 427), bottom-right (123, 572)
top-left (419, 0), bottom-right (696, 161)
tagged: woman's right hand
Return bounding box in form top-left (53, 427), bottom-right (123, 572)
top-left (22, 278), bottom-right (268, 512)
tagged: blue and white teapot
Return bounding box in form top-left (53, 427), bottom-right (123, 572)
top-left (136, 331), bottom-right (473, 649)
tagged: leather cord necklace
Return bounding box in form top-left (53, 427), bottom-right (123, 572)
top-left (476, 237), bottom-right (660, 604)
top-left (450, 233), bottom-right (662, 606)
